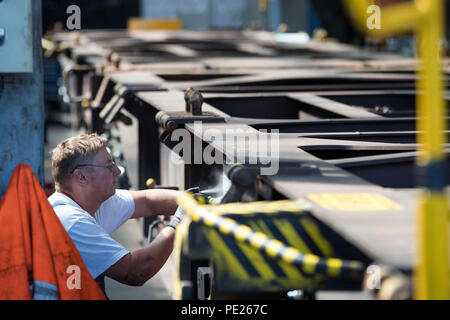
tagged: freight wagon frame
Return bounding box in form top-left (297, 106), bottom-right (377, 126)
top-left (46, 29), bottom-right (450, 299)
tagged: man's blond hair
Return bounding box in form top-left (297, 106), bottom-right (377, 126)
top-left (51, 133), bottom-right (107, 191)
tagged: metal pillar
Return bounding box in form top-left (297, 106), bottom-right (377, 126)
top-left (269, 0), bottom-right (281, 32)
top-left (0, 0), bottom-right (44, 196)
top-left (343, 0), bottom-right (448, 300)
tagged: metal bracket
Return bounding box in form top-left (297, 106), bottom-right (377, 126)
top-left (184, 87), bottom-right (204, 115)
top-left (197, 267), bottom-right (212, 300)
top-left (99, 85), bottom-right (133, 125)
top-left (62, 64), bottom-right (95, 103)
top-left (155, 111), bottom-right (225, 132)
top-left (156, 88), bottom-right (225, 131)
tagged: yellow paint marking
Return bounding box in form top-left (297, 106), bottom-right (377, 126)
top-left (203, 214), bottom-right (218, 227)
top-left (282, 247), bottom-right (300, 263)
top-left (303, 254), bottom-right (320, 274)
top-left (326, 258), bottom-right (343, 277)
top-left (234, 225), bottom-right (252, 241)
top-left (251, 220), bottom-right (305, 280)
top-left (307, 193), bottom-right (403, 211)
top-left (218, 218), bottom-right (236, 234)
top-left (205, 229), bottom-right (250, 280)
top-left (274, 219), bottom-right (312, 254)
top-left (265, 240), bottom-right (284, 258)
top-left (238, 242), bottom-right (275, 279)
top-left (249, 233), bottom-right (268, 248)
top-left (300, 219), bottom-right (334, 257)
top-left (207, 200), bottom-right (308, 216)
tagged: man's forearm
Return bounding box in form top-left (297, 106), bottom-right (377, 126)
top-left (146, 189), bottom-right (180, 216)
top-left (127, 227), bottom-right (175, 286)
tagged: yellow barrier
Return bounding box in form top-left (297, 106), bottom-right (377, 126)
top-left (343, 0), bottom-right (448, 300)
top-left (127, 18), bottom-right (182, 31)
top-left (176, 192), bottom-right (366, 278)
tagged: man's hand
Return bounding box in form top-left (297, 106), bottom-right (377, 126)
top-left (167, 205), bottom-right (186, 229)
top-left (187, 187), bottom-right (218, 204)
top-left (165, 187), bottom-right (223, 229)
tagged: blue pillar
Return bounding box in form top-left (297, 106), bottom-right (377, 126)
top-left (0, 0), bottom-right (44, 196)
top-left (309, 1), bottom-right (322, 36)
top-left (269, 0), bottom-right (281, 32)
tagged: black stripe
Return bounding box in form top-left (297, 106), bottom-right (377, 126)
top-left (289, 218), bottom-right (325, 257)
top-left (257, 236), bottom-right (286, 278)
top-left (260, 220), bottom-right (294, 263)
top-left (218, 232), bottom-right (260, 278)
top-left (278, 210), bottom-right (307, 217)
top-left (259, 251), bottom-right (286, 278)
top-left (293, 254), bottom-right (304, 269)
top-left (340, 260), bottom-right (356, 278)
top-left (263, 218), bottom-right (289, 245)
top-left (262, 218), bottom-right (299, 277)
top-left (315, 258), bottom-right (328, 275)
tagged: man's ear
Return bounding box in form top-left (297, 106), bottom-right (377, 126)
top-left (74, 169), bottom-right (87, 184)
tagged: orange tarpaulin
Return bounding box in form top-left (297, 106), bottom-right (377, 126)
top-left (0, 163), bottom-right (106, 300)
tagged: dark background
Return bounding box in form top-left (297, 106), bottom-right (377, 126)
top-left (42, 0), bottom-right (140, 34)
top-left (42, 0), bottom-right (450, 46)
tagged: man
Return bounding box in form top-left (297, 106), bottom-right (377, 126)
top-left (48, 133), bottom-right (185, 297)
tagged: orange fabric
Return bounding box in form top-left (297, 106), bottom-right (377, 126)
top-left (0, 163), bottom-right (106, 300)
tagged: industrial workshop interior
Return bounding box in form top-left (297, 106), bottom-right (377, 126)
top-left (1, 0), bottom-right (450, 305)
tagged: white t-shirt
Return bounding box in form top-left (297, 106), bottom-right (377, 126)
top-left (48, 189), bottom-right (135, 279)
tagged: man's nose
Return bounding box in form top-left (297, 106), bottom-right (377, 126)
top-left (112, 164), bottom-right (122, 176)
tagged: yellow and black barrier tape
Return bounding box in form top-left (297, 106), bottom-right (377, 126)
top-left (177, 192), bottom-right (367, 278)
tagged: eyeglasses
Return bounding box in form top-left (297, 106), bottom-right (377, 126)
top-left (71, 161), bottom-right (116, 173)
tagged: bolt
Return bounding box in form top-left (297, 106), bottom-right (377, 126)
top-left (184, 88), bottom-right (204, 115)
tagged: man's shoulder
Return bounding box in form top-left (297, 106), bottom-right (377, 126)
top-left (48, 191), bottom-right (76, 207)
top-left (104, 189), bottom-right (133, 203)
top-left (95, 189), bottom-right (135, 234)
top-left (56, 208), bottom-right (98, 235)
top-left (48, 192), bottom-right (95, 230)
top-left (98, 189), bottom-right (134, 212)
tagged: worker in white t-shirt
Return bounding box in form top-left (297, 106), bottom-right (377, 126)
top-left (48, 133), bottom-right (185, 297)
